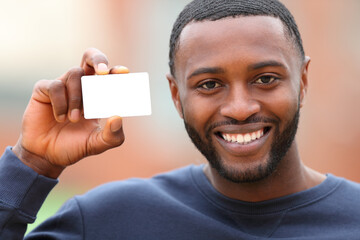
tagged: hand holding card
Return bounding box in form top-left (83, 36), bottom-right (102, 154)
top-left (81, 72), bottom-right (152, 119)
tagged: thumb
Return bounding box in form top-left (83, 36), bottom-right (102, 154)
top-left (90, 116), bottom-right (125, 155)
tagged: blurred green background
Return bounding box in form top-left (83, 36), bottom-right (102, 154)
top-left (0, 0), bottom-right (359, 234)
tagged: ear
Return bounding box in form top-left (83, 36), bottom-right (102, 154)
top-left (299, 56), bottom-right (310, 108)
top-left (166, 73), bottom-right (184, 119)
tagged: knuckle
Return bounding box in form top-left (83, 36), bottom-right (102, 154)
top-left (48, 80), bottom-right (64, 93)
top-left (68, 67), bottom-right (85, 78)
top-left (91, 53), bottom-right (108, 65)
top-left (83, 47), bottom-right (96, 58)
top-left (33, 79), bottom-right (48, 90)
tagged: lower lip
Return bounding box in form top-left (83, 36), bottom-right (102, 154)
top-left (215, 129), bottom-right (271, 157)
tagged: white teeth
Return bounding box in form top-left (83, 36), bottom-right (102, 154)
top-left (237, 134), bottom-right (244, 144)
top-left (251, 132), bottom-right (257, 140)
top-left (221, 128), bottom-right (265, 145)
top-left (244, 134), bottom-right (251, 143)
top-left (224, 134), bottom-right (231, 142)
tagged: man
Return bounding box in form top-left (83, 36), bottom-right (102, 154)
top-left (1, 0), bottom-right (359, 239)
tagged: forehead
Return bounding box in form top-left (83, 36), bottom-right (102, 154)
top-left (175, 16), bottom-right (299, 79)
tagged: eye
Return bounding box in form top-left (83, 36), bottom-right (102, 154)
top-left (255, 76), bottom-right (278, 84)
top-left (199, 81), bottom-right (221, 90)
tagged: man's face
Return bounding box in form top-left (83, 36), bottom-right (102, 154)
top-left (168, 16), bottom-right (308, 183)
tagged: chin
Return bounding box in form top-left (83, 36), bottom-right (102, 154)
top-left (210, 155), bottom-right (278, 183)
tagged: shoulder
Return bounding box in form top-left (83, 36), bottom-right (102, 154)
top-left (331, 174), bottom-right (360, 198)
top-left (318, 174), bottom-right (360, 215)
top-left (74, 165), bottom-right (198, 211)
top-left (319, 175), bottom-right (360, 225)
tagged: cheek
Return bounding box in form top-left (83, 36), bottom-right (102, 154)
top-left (181, 93), bottom-right (219, 133)
top-left (265, 87), bottom-right (299, 128)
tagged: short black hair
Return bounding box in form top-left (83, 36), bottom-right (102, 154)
top-left (169, 0), bottom-right (305, 76)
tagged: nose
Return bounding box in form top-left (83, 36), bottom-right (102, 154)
top-left (220, 85), bottom-right (261, 121)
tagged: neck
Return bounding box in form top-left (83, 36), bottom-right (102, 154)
top-left (203, 141), bottom-right (325, 202)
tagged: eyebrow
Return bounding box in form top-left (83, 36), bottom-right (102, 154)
top-left (248, 60), bottom-right (287, 71)
top-left (187, 61), bottom-right (286, 80)
top-left (187, 67), bottom-right (225, 80)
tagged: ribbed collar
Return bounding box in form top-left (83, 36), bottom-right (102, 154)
top-left (190, 165), bottom-right (342, 215)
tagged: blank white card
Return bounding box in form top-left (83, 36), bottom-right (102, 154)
top-left (81, 72), bottom-right (152, 119)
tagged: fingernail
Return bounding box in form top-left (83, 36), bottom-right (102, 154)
top-left (70, 109), bottom-right (80, 122)
top-left (97, 63), bottom-right (109, 75)
top-left (110, 118), bottom-right (122, 132)
top-left (58, 114), bottom-right (66, 122)
top-left (116, 66), bottom-right (130, 74)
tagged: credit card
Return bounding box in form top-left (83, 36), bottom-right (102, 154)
top-left (81, 72), bottom-right (152, 119)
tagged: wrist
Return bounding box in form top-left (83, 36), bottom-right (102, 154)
top-left (12, 143), bottom-right (64, 179)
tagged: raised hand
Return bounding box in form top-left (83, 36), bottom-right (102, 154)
top-left (12, 48), bottom-right (129, 178)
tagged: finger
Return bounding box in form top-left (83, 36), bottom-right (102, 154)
top-left (33, 80), bottom-right (67, 122)
top-left (109, 65), bottom-right (130, 74)
top-left (80, 48), bottom-right (109, 75)
top-left (47, 80), bottom-right (68, 122)
top-left (89, 116), bottom-right (125, 155)
top-left (32, 79), bottom-right (53, 104)
top-left (59, 67), bottom-right (84, 122)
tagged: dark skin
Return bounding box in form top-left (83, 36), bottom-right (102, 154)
top-left (167, 16), bottom-right (325, 202)
top-left (12, 48), bottom-right (129, 179)
top-left (12, 16), bottom-right (324, 203)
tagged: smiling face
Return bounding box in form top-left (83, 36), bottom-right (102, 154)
top-left (168, 16), bottom-right (309, 183)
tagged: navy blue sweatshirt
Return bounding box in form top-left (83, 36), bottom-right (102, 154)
top-left (1, 147), bottom-right (360, 239)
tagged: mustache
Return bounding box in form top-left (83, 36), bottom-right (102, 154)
top-left (207, 116), bottom-right (278, 132)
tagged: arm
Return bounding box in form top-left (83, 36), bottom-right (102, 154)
top-left (25, 198), bottom-right (84, 240)
top-left (0, 48), bottom-right (129, 238)
top-left (0, 147), bottom-right (57, 239)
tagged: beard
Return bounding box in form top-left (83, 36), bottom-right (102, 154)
top-left (184, 108), bottom-right (300, 183)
